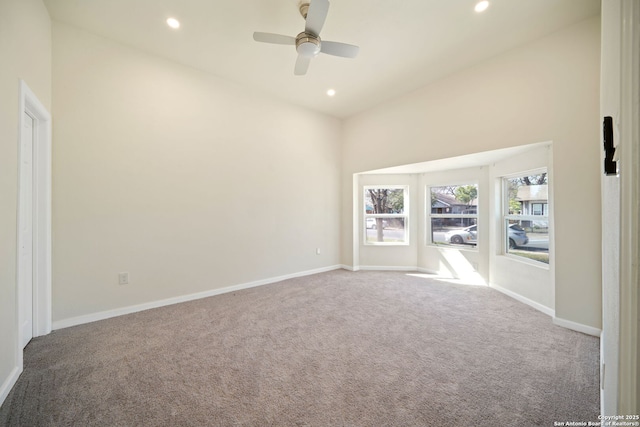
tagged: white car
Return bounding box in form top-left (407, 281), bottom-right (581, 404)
top-left (507, 224), bottom-right (529, 248)
top-left (443, 224), bottom-right (529, 248)
top-left (444, 225), bottom-right (477, 245)
top-left (366, 218), bottom-right (387, 229)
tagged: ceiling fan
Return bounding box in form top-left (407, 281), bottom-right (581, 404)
top-left (253, 0), bottom-right (359, 76)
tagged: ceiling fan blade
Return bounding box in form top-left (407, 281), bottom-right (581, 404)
top-left (304, 0), bottom-right (330, 36)
top-left (320, 41), bottom-right (359, 58)
top-left (294, 55), bottom-right (311, 76)
top-left (253, 32), bottom-right (296, 45)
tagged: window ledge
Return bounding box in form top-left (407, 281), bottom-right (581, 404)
top-left (364, 242), bottom-right (410, 247)
top-left (427, 244), bottom-right (478, 252)
top-left (500, 253), bottom-right (550, 269)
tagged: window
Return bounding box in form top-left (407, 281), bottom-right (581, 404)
top-left (429, 184), bottom-right (478, 247)
top-left (363, 186), bottom-right (408, 245)
top-left (503, 171), bottom-right (549, 264)
top-left (531, 203), bottom-right (548, 216)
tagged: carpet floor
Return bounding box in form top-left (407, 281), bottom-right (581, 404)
top-left (0, 270), bottom-right (600, 426)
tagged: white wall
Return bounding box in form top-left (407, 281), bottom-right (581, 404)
top-left (342, 17), bottom-right (602, 330)
top-left (51, 23), bottom-right (342, 323)
top-left (0, 0), bottom-right (51, 404)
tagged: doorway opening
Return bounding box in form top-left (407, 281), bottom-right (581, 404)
top-left (16, 80), bottom-right (52, 357)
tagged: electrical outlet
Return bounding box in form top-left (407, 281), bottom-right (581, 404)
top-left (118, 272), bottom-right (129, 285)
top-left (316, 248), bottom-right (321, 255)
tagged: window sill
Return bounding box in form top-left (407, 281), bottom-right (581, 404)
top-left (427, 243), bottom-right (478, 252)
top-left (500, 253), bottom-right (550, 269)
top-left (364, 242), bottom-right (410, 247)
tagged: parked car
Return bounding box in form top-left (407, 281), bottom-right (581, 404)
top-left (366, 218), bottom-right (387, 229)
top-left (443, 224), bottom-right (529, 248)
top-left (445, 225), bottom-right (477, 245)
top-left (508, 224), bottom-right (529, 248)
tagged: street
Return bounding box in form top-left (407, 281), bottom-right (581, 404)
top-left (367, 227), bottom-right (549, 250)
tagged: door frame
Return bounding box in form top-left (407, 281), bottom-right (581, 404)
top-left (616, 0), bottom-right (639, 411)
top-left (16, 80), bottom-right (52, 362)
top-left (600, 0), bottom-right (639, 415)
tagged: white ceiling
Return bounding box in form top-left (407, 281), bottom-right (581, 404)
top-left (43, 0), bottom-right (600, 119)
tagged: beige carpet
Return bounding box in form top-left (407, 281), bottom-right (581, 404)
top-left (0, 270), bottom-right (599, 426)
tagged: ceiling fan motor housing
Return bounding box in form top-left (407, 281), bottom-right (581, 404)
top-left (296, 32), bottom-right (321, 57)
top-left (299, 3), bottom-right (310, 19)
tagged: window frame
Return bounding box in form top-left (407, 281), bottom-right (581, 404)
top-left (502, 168), bottom-right (550, 267)
top-left (363, 185), bottom-right (409, 246)
top-left (427, 183), bottom-right (479, 249)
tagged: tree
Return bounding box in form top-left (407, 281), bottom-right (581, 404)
top-left (520, 173), bottom-right (547, 186)
top-left (386, 189), bottom-right (404, 213)
top-left (509, 199), bottom-right (522, 214)
top-left (367, 188), bottom-right (404, 242)
top-left (454, 185), bottom-right (478, 205)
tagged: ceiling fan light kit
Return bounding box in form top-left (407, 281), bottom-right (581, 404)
top-left (296, 33), bottom-right (321, 57)
top-left (253, 0), bottom-right (359, 75)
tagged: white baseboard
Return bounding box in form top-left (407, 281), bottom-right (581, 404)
top-left (358, 265), bottom-right (419, 272)
top-left (489, 284), bottom-right (601, 337)
top-left (53, 265), bottom-right (345, 330)
top-left (489, 283), bottom-right (556, 318)
top-left (341, 265), bottom-right (472, 281)
top-left (416, 267), bottom-right (441, 275)
top-left (0, 365), bottom-right (22, 408)
top-left (52, 263), bottom-right (604, 340)
top-left (552, 316), bottom-right (602, 337)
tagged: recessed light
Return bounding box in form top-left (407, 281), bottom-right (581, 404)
top-left (166, 17), bottom-right (180, 29)
top-left (474, 1), bottom-right (489, 13)
top-left (327, 89), bottom-right (336, 97)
